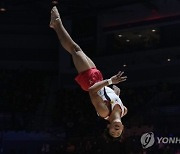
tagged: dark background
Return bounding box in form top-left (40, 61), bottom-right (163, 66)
top-left (0, 0), bottom-right (180, 153)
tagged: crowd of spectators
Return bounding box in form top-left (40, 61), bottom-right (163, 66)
top-left (0, 68), bottom-right (51, 130)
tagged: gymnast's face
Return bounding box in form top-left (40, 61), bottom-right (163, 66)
top-left (108, 121), bottom-right (124, 138)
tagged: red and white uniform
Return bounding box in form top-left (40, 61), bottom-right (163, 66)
top-left (75, 68), bottom-right (125, 119)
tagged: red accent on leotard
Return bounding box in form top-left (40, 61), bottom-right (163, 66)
top-left (75, 68), bottom-right (103, 91)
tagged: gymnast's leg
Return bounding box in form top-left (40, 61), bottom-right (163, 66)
top-left (50, 6), bottom-right (96, 73)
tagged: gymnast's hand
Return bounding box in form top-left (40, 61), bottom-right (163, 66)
top-left (110, 71), bottom-right (127, 85)
top-left (112, 85), bottom-right (121, 96)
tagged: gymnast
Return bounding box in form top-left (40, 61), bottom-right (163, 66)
top-left (50, 6), bottom-right (128, 139)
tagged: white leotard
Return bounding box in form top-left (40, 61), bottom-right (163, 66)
top-left (97, 86), bottom-right (125, 119)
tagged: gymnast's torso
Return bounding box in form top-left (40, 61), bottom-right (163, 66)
top-left (97, 86), bottom-right (125, 119)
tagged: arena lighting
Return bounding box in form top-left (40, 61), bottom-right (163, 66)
top-left (167, 58), bottom-right (171, 62)
top-left (52, 0), bottom-right (58, 4)
top-left (123, 64), bottom-right (127, 67)
top-left (0, 1), bottom-right (6, 12)
top-left (152, 29), bottom-right (156, 32)
top-left (118, 34), bottom-right (123, 37)
top-left (0, 7), bottom-right (6, 12)
top-left (126, 39), bottom-right (130, 42)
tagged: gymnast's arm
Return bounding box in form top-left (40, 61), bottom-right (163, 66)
top-left (88, 71), bottom-right (127, 94)
top-left (121, 106), bottom-right (128, 117)
top-left (88, 79), bottom-right (110, 94)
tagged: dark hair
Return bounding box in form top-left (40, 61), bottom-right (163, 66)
top-left (102, 127), bottom-right (125, 143)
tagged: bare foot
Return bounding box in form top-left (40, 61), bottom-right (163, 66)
top-left (49, 6), bottom-right (61, 29)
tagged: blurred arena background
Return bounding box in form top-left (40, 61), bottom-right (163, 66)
top-left (0, 0), bottom-right (180, 153)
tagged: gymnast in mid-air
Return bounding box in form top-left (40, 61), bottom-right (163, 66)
top-left (50, 6), bottom-right (128, 139)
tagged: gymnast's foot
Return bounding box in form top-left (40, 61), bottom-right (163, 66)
top-left (49, 6), bottom-right (61, 29)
